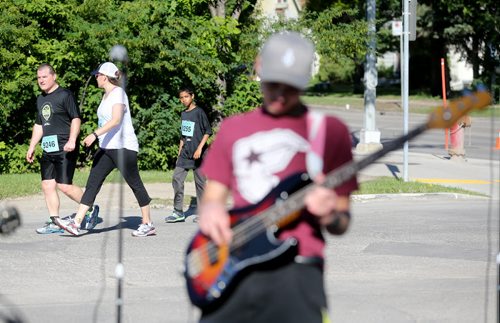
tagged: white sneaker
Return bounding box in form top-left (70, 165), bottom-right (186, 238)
top-left (132, 223), bottom-right (156, 237)
top-left (54, 217), bottom-right (81, 236)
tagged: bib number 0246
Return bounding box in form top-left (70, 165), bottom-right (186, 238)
top-left (41, 135), bottom-right (60, 153)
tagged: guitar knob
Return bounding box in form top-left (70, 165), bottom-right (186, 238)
top-left (442, 110), bottom-right (452, 121)
top-left (0, 206), bottom-right (21, 235)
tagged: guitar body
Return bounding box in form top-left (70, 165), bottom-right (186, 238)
top-left (184, 173), bottom-right (310, 312)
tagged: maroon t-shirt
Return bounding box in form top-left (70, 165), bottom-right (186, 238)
top-left (201, 106), bottom-right (358, 258)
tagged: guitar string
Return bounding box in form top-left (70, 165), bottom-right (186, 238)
top-left (186, 91), bottom-right (490, 290)
top-left (187, 92), bottom-right (486, 272)
top-left (188, 122), bottom-right (467, 274)
top-left (187, 188), bottom-right (309, 274)
top-left (187, 126), bottom-right (427, 274)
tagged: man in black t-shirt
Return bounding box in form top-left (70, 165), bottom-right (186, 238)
top-left (166, 88), bottom-right (212, 223)
top-left (26, 63), bottom-right (99, 234)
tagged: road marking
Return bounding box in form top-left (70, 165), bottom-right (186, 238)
top-left (414, 178), bottom-right (499, 184)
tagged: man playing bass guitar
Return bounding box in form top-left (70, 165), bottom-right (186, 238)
top-left (195, 31), bottom-right (358, 322)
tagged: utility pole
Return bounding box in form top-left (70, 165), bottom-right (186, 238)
top-left (356, 0), bottom-right (382, 154)
top-left (402, 0), bottom-right (417, 180)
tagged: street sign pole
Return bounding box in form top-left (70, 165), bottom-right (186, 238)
top-left (402, 0), bottom-right (410, 181)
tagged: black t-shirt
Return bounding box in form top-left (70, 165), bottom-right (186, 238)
top-left (176, 106), bottom-right (212, 169)
top-left (35, 86), bottom-right (81, 153)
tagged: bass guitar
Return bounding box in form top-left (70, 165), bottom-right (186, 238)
top-left (184, 90), bottom-right (492, 311)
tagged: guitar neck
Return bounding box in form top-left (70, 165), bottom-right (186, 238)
top-left (187, 90), bottom-right (490, 288)
top-left (230, 123), bottom-right (429, 249)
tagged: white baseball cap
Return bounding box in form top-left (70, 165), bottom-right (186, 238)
top-left (92, 62), bottom-right (119, 78)
top-left (258, 32), bottom-right (315, 90)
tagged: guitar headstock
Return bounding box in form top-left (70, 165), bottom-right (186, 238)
top-left (427, 90), bottom-right (492, 129)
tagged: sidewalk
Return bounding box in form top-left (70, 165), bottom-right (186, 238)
top-left (72, 150), bottom-right (498, 212)
top-left (356, 150), bottom-right (500, 199)
top-left (4, 151), bottom-right (498, 217)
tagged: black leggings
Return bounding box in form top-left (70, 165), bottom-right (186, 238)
top-left (81, 148), bottom-right (151, 207)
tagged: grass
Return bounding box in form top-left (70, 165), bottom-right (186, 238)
top-left (355, 176), bottom-right (484, 196)
top-left (0, 170), bottom-right (192, 200)
top-left (302, 92), bottom-right (499, 117)
top-left (0, 171), bottom-right (481, 200)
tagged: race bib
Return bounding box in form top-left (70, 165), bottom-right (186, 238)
top-left (41, 135), bottom-right (60, 153)
top-left (181, 120), bottom-right (195, 137)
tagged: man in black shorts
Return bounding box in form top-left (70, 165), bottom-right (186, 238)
top-left (26, 63), bottom-right (99, 234)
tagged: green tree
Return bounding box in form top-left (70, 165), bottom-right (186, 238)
top-left (369, 0), bottom-right (498, 95)
top-left (303, 5), bottom-right (368, 85)
top-left (0, 0), bottom-right (262, 172)
top-left (417, 0), bottom-right (499, 95)
top-left (0, 0), bottom-right (369, 173)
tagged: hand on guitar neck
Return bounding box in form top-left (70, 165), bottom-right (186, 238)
top-left (304, 173), bottom-right (352, 234)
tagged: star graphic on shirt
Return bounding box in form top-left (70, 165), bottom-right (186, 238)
top-left (246, 150), bottom-right (261, 166)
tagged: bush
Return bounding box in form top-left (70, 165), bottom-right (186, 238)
top-left (221, 74), bottom-right (262, 117)
top-left (0, 142), bottom-right (40, 174)
top-left (316, 56), bottom-right (357, 84)
top-left (135, 93), bottom-right (184, 170)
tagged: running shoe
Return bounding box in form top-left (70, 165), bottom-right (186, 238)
top-left (36, 219), bottom-right (64, 234)
top-left (54, 217), bottom-right (81, 236)
top-left (61, 214), bottom-right (86, 230)
top-left (165, 210), bottom-right (185, 223)
top-left (84, 205), bottom-right (100, 230)
top-left (132, 223), bottom-right (156, 237)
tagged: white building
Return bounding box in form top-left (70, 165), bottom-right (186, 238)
top-left (255, 0), bottom-right (319, 77)
top-left (447, 46), bottom-right (474, 91)
top-left (256, 0), bottom-right (305, 19)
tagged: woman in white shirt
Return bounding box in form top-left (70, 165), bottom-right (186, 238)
top-left (56, 62), bottom-right (155, 237)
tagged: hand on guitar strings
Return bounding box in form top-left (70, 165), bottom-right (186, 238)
top-left (198, 201), bottom-right (232, 246)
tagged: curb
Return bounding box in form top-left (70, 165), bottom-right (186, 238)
top-left (352, 192), bottom-right (489, 201)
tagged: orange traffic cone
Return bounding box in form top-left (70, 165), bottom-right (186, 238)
top-left (495, 130), bottom-right (500, 150)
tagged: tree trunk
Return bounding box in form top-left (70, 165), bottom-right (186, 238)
top-left (209, 0), bottom-right (226, 17)
top-left (471, 37), bottom-right (480, 79)
top-left (208, 0), bottom-right (243, 120)
top-left (429, 37), bottom-right (448, 97)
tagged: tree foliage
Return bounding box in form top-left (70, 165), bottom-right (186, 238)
top-left (417, 0), bottom-right (499, 95)
top-left (2, 0), bottom-right (494, 173)
top-left (367, 0), bottom-right (498, 95)
top-left (303, 6), bottom-right (368, 84)
top-left (0, 0), bottom-right (257, 172)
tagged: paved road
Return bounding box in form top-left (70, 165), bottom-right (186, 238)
top-left (0, 182), bottom-right (498, 323)
top-left (0, 105), bottom-right (498, 323)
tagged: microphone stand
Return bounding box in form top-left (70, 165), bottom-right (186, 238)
top-left (109, 45), bottom-right (128, 323)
